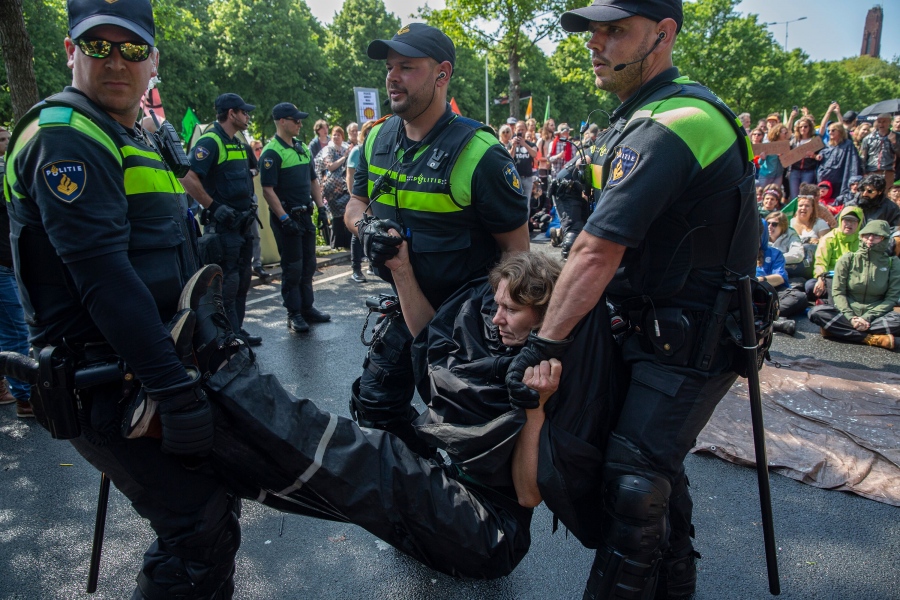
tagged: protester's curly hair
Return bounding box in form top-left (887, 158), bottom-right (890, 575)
top-left (489, 252), bottom-right (562, 321)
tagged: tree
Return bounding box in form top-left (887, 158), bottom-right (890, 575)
top-left (422, 0), bottom-right (580, 121)
top-left (549, 33), bottom-right (618, 128)
top-left (322, 0), bottom-right (400, 127)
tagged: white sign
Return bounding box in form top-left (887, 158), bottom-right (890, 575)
top-left (354, 87), bottom-right (381, 125)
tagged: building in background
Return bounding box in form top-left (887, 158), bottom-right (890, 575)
top-left (860, 5), bottom-right (882, 58)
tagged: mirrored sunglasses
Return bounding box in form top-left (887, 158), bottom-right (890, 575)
top-left (76, 38), bottom-right (152, 62)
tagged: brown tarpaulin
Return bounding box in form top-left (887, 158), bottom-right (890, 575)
top-left (692, 358), bottom-right (900, 506)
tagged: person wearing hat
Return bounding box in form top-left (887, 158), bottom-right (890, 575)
top-left (180, 92), bottom-right (261, 346)
top-left (3, 0), bottom-right (242, 596)
top-left (343, 22), bottom-right (529, 456)
top-left (809, 219), bottom-right (900, 350)
top-left (259, 103), bottom-right (331, 333)
top-left (504, 1), bottom-right (758, 598)
top-left (805, 204), bottom-right (864, 302)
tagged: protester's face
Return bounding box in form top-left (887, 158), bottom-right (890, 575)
top-left (492, 279), bottom-right (541, 347)
top-left (385, 50), bottom-right (441, 118)
top-left (251, 142), bottom-right (262, 158)
top-left (66, 25), bottom-right (158, 126)
top-left (515, 122), bottom-right (526, 136)
top-left (499, 127), bottom-right (511, 142)
top-left (857, 123), bottom-right (871, 138)
top-left (762, 193), bottom-right (780, 211)
top-left (875, 117), bottom-right (890, 135)
top-left (347, 123), bottom-right (358, 142)
top-left (893, 116), bottom-right (900, 132)
top-left (586, 17), bottom-right (659, 100)
top-left (818, 186), bottom-right (829, 199)
top-left (750, 130), bottom-right (763, 144)
top-left (841, 217), bottom-right (859, 235)
top-left (0, 130), bottom-right (9, 155)
top-left (740, 114), bottom-right (751, 129)
top-left (797, 198), bottom-right (813, 218)
top-left (331, 129), bottom-right (344, 145)
top-left (756, 188), bottom-right (764, 202)
top-left (767, 219), bottom-right (782, 241)
top-left (850, 182), bottom-right (859, 193)
top-left (797, 121), bottom-right (812, 138)
top-left (859, 184), bottom-right (882, 203)
top-left (547, 119), bottom-right (556, 131)
top-left (861, 233), bottom-right (885, 248)
top-left (889, 187), bottom-right (900, 206)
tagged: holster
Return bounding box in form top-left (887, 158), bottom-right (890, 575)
top-left (629, 307), bottom-right (696, 368)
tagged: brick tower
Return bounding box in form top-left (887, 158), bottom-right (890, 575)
top-left (861, 5), bottom-right (882, 58)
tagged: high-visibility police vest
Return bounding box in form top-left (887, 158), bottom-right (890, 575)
top-left (196, 125), bottom-right (253, 210)
top-left (364, 113), bottom-right (504, 306)
top-left (260, 136), bottom-right (312, 209)
top-left (4, 90), bottom-right (198, 341)
top-left (588, 76), bottom-right (757, 303)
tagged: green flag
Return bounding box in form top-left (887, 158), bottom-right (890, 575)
top-left (780, 196), bottom-right (797, 220)
top-left (181, 107), bottom-right (200, 144)
top-left (544, 95), bottom-right (550, 123)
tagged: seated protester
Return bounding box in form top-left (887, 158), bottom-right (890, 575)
top-left (767, 210), bottom-right (807, 277)
top-left (809, 220), bottom-right (900, 350)
top-left (790, 191), bottom-right (832, 244)
top-left (845, 174), bottom-right (900, 231)
top-left (757, 219), bottom-right (807, 336)
top-left (758, 186), bottom-right (782, 216)
top-left (834, 174), bottom-right (862, 206)
top-left (817, 180), bottom-right (842, 216)
top-left (805, 206), bottom-right (864, 302)
top-left (889, 184), bottom-right (900, 210)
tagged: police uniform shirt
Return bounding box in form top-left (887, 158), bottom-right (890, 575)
top-left (259, 136), bottom-right (316, 207)
top-left (584, 68), bottom-right (749, 307)
top-left (188, 122), bottom-right (252, 209)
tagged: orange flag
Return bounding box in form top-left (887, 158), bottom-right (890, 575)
top-left (525, 97), bottom-right (533, 120)
top-left (450, 97), bottom-right (462, 115)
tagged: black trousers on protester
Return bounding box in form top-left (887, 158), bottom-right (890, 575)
top-left (808, 304), bottom-right (900, 342)
top-left (269, 214), bottom-right (317, 314)
top-left (206, 349), bottom-right (532, 579)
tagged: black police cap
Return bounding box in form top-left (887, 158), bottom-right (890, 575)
top-left (215, 93), bottom-right (255, 114)
top-left (272, 103), bottom-right (309, 121)
top-left (68, 0), bottom-right (155, 45)
top-left (367, 23), bottom-right (455, 68)
top-left (561, 0), bottom-right (683, 34)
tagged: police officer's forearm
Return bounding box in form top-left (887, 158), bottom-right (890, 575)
top-left (538, 234), bottom-right (625, 341)
top-left (345, 195), bottom-right (369, 235)
top-left (179, 170), bottom-right (215, 209)
top-left (262, 187), bottom-right (286, 219)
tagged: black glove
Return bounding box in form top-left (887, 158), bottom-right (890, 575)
top-left (153, 373), bottom-right (214, 456)
top-left (506, 332), bottom-right (573, 409)
top-left (209, 201), bottom-right (239, 228)
top-left (356, 215), bottom-right (403, 266)
top-left (279, 216), bottom-right (302, 236)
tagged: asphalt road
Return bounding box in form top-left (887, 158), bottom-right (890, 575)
top-left (1, 239), bottom-right (898, 599)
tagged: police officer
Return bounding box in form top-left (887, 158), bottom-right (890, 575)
top-left (259, 102), bottom-right (331, 332)
top-left (505, 1), bottom-right (757, 598)
top-left (344, 23), bottom-right (530, 454)
top-left (3, 0), bottom-right (240, 596)
top-left (181, 92), bottom-right (262, 346)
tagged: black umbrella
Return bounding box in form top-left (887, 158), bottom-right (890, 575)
top-left (858, 98), bottom-right (900, 120)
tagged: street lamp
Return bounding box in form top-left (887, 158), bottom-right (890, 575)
top-left (765, 17), bottom-right (807, 50)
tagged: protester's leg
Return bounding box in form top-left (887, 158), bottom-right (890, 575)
top-left (868, 312), bottom-right (900, 336)
top-left (0, 266), bottom-right (32, 402)
top-left (583, 355), bottom-right (736, 600)
top-left (205, 349), bottom-right (531, 579)
top-left (777, 287), bottom-right (808, 318)
top-left (808, 305), bottom-right (866, 342)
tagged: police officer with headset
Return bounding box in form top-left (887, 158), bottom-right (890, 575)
top-left (181, 93), bottom-right (262, 346)
top-left (344, 23), bottom-right (530, 454)
top-left (4, 0), bottom-right (241, 596)
top-left (505, 1), bottom-right (758, 598)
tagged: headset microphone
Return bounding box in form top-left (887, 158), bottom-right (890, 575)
top-left (437, 72), bottom-right (447, 80)
top-left (612, 32), bottom-right (665, 72)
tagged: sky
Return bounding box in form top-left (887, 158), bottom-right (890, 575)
top-left (307, 0), bottom-right (898, 63)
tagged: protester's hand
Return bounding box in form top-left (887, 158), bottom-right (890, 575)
top-left (522, 359), bottom-right (562, 408)
top-left (506, 333), bottom-right (572, 409)
top-left (850, 316), bottom-right (870, 331)
top-left (813, 278), bottom-right (826, 297)
top-left (383, 233), bottom-right (410, 273)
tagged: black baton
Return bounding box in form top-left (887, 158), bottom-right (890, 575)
top-left (736, 276), bottom-right (780, 595)
top-left (86, 472), bottom-right (110, 593)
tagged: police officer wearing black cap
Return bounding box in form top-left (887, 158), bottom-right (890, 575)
top-left (4, 0), bottom-right (240, 596)
top-left (181, 93), bottom-right (262, 346)
top-left (505, 1), bottom-right (758, 598)
top-left (344, 23), bottom-right (530, 454)
top-left (259, 102), bottom-right (331, 332)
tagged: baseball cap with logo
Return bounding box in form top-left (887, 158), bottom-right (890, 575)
top-left (68, 0), bottom-right (155, 46)
top-left (272, 102), bottom-right (309, 121)
top-left (561, 0), bottom-right (683, 34)
top-left (367, 23), bottom-right (455, 68)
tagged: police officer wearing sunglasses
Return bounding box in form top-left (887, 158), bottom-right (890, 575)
top-left (4, 0), bottom-right (239, 596)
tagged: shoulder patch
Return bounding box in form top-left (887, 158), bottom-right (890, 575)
top-left (607, 146), bottom-right (640, 187)
top-left (194, 146), bottom-right (210, 161)
top-left (38, 106), bottom-right (74, 126)
top-left (263, 158), bottom-right (274, 170)
top-left (502, 162), bottom-right (525, 195)
top-left (42, 161), bottom-right (86, 203)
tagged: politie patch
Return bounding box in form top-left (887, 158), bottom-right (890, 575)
top-left (42, 161), bottom-right (86, 203)
top-left (607, 145), bottom-right (640, 187)
top-left (263, 158), bottom-right (274, 170)
top-left (502, 162), bottom-right (525, 195)
top-left (194, 146), bottom-right (210, 161)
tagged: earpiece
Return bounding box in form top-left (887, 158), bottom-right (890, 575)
top-left (437, 72), bottom-right (447, 80)
top-left (658, 32), bottom-right (666, 40)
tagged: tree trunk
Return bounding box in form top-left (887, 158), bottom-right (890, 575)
top-left (0, 0), bottom-right (40, 122)
top-left (508, 48), bottom-right (520, 121)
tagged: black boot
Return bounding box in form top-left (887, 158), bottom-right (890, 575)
top-left (287, 312), bottom-right (310, 333)
top-left (301, 306), bottom-right (331, 323)
top-left (561, 231), bottom-right (578, 261)
top-left (239, 328), bottom-right (263, 346)
top-left (351, 268), bottom-right (367, 283)
top-left (178, 265), bottom-right (245, 376)
top-left (772, 318), bottom-right (796, 336)
top-left (349, 378), bottom-right (434, 458)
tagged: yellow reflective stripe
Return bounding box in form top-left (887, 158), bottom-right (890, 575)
top-left (590, 164), bottom-right (604, 190)
top-left (373, 189), bottom-right (461, 213)
top-left (225, 149), bottom-right (246, 161)
top-left (4, 120), bottom-right (41, 200)
top-left (124, 165), bottom-right (185, 195)
top-left (121, 146), bottom-right (163, 162)
top-left (63, 114), bottom-right (122, 166)
top-left (367, 163), bottom-right (407, 183)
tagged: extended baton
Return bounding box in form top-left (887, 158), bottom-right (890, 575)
top-left (736, 277), bottom-right (781, 595)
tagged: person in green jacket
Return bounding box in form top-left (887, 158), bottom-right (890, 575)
top-left (809, 220), bottom-right (900, 349)
top-left (805, 205), bottom-right (865, 301)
